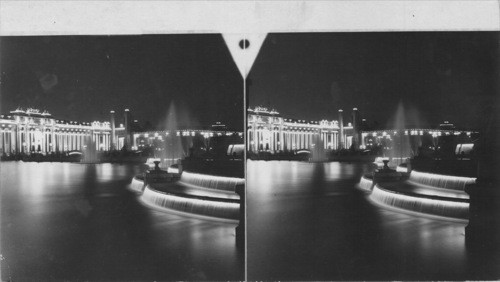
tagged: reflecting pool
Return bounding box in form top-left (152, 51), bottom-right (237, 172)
top-left (247, 160), bottom-right (495, 280)
top-left (1, 162), bottom-right (243, 281)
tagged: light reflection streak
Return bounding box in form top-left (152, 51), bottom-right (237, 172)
top-left (1, 161), bottom-right (242, 280)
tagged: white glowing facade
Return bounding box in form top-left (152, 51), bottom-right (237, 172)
top-left (0, 108), bottom-right (124, 155)
top-left (247, 107), bottom-right (355, 152)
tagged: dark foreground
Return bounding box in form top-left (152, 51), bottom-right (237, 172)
top-left (247, 160), bottom-right (499, 280)
top-left (1, 162), bottom-right (243, 281)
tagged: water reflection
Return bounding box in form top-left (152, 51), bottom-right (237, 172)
top-left (1, 162), bottom-right (242, 280)
top-left (247, 160), bottom-right (477, 280)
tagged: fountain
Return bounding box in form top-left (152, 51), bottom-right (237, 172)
top-left (141, 187), bottom-right (240, 221)
top-left (358, 174), bottom-right (375, 192)
top-left (136, 165), bottom-right (243, 221)
top-left (309, 134), bottom-right (326, 162)
top-left (369, 185), bottom-right (469, 220)
top-left (81, 136), bottom-right (99, 163)
top-left (356, 101), bottom-right (477, 220)
top-left (128, 101), bottom-right (243, 222)
top-left (385, 101), bottom-right (413, 167)
top-left (373, 160), bottom-right (402, 183)
top-left (156, 101), bottom-right (201, 168)
top-left (129, 174), bottom-right (146, 192)
top-left (408, 170), bottom-right (476, 191)
top-left (129, 160), bottom-right (179, 193)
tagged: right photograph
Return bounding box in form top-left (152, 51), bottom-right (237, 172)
top-left (246, 32), bottom-right (499, 280)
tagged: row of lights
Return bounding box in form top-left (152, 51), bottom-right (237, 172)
top-left (141, 131), bottom-right (240, 138)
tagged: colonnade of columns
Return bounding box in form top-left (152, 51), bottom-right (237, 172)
top-left (247, 127), bottom-right (345, 152)
top-left (0, 127), bottom-right (111, 154)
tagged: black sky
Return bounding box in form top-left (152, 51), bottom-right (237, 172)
top-left (248, 32), bottom-right (498, 130)
top-left (0, 35), bottom-right (243, 130)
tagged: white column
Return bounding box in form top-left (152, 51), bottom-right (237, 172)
top-left (51, 130), bottom-right (55, 152)
top-left (256, 130), bottom-right (259, 151)
top-left (43, 131), bottom-right (46, 153)
top-left (8, 131), bottom-right (11, 153)
top-left (0, 131), bottom-right (4, 154)
top-left (15, 128), bottom-right (19, 153)
top-left (292, 132), bottom-right (295, 149)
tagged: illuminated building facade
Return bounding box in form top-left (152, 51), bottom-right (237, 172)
top-left (247, 107), bottom-right (477, 154)
top-left (361, 121), bottom-right (478, 151)
top-left (0, 108), bottom-right (124, 155)
top-left (247, 106), bottom-right (357, 152)
top-left (0, 107), bottom-right (243, 156)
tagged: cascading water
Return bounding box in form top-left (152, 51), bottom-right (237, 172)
top-left (141, 186), bottom-right (240, 221)
top-left (81, 136), bottom-right (99, 163)
top-left (370, 185), bottom-right (469, 220)
top-left (129, 175), bottom-right (145, 193)
top-left (310, 134), bottom-right (326, 162)
top-left (408, 170), bottom-right (476, 191)
top-left (179, 171), bottom-right (244, 193)
top-left (358, 175), bottom-right (375, 192)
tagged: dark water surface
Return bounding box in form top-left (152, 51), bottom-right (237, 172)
top-left (247, 160), bottom-right (495, 280)
top-left (1, 162), bottom-right (243, 281)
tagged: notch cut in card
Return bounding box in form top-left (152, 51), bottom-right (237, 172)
top-left (222, 34), bottom-right (267, 79)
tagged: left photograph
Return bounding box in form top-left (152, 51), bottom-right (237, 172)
top-left (0, 35), bottom-right (244, 281)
